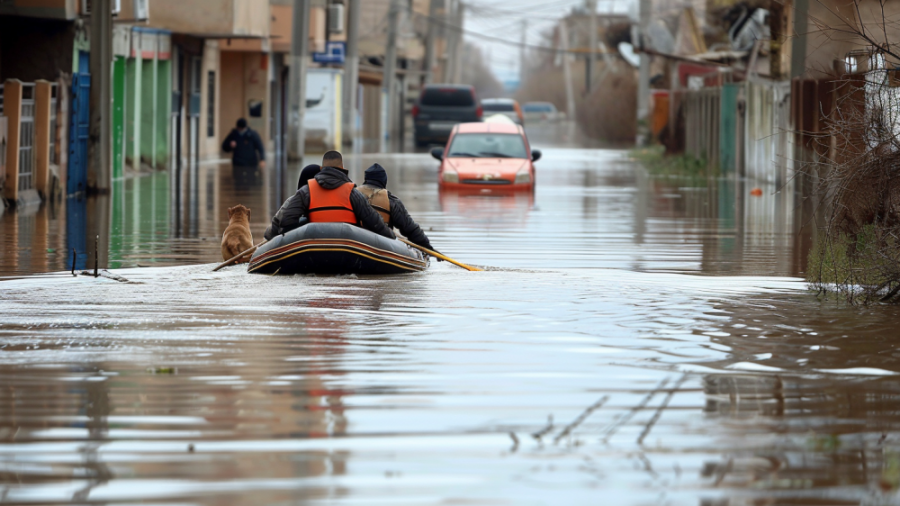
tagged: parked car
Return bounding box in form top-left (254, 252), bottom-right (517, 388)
top-left (522, 101), bottom-right (563, 122)
top-left (413, 84), bottom-right (482, 147)
top-left (431, 122), bottom-right (541, 190)
top-left (481, 98), bottom-right (524, 125)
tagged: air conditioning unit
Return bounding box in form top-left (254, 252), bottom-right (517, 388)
top-left (82, 0), bottom-right (121, 16)
top-left (327, 3), bottom-right (344, 34)
top-left (133, 0), bottom-right (148, 20)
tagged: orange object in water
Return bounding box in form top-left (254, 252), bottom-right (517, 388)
top-left (651, 91), bottom-right (669, 139)
top-left (750, 188), bottom-right (763, 197)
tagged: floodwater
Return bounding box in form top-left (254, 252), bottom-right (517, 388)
top-left (1, 124), bottom-right (899, 505)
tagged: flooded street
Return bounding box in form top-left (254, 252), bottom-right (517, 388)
top-left (2, 126), bottom-right (899, 505)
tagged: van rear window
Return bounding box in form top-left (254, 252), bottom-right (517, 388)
top-left (421, 88), bottom-right (475, 107)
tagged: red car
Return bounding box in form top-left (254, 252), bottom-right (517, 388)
top-left (431, 122), bottom-right (540, 190)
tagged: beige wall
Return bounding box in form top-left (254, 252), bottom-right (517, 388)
top-left (803, 0), bottom-right (900, 78)
top-left (200, 41), bottom-right (222, 159)
top-left (269, 3), bottom-right (329, 53)
top-left (219, 51), bottom-right (271, 154)
top-left (146, 0), bottom-right (268, 37)
top-left (219, 51), bottom-right (243, 147)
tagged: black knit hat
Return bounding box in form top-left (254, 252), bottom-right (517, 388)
top-left (364, 163), bottom-right (388, 189)
top-left (297, 164), bottom-right (321, 190)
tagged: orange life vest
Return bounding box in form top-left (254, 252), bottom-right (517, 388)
top-left (308, 179), bottom-right (357, 224)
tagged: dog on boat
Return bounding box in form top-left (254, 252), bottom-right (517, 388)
top-left (222, 204), bottom-right (253, 262)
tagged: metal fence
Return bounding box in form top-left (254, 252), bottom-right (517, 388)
top-left (50, 83), bottom-right (58, 166)
top-left (684, 87), bottom-right (721, 171)
top-left (18, 83), bottom-right (35, 192)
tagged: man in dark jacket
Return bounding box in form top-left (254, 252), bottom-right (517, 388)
top-left (264, 151), bottom-right (394, 240)
top-left (358, 163), bottom-right (434, 250)
top-left (222, 118), bottom-right (266, 169)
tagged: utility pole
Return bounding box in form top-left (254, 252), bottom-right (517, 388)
top-left (88, 0), bottom-right (112, 192)
top-left (586, 0), bottom-right (597, 94)
top-left (288, 0), bottom-right (311, 160)
top-left (384, 0), bottom-right (400, 148)
top-left (769, 0), bottom-right (785, 80)
top-left (445, 0), bottom-right (460, 84)
top-left (343, 0), bottom-right (360, 144)
top-left (519, 19), bottom-right (528, 86)
top-left (443, 0), bottom-right (455, 84)
top-left (452, 2), bottom-right (465, 83)
top-left (424, 0), bottom-right (439, 83)
top-left (636, 0), bottom-right (651, 146)
top-left (559, 19), bottom-right (576, 121)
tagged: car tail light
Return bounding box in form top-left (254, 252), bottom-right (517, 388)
top-left (476, 105), bottom-right (483, 118)
top-left (412, 104), bottom-right (419, 117)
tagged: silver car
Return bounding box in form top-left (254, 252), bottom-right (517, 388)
top-left (522, 102), bottom-right (564, 123)
top-left (481, 98), bottom-right (524, 125)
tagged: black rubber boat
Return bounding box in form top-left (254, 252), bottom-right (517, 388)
top-left (248, 222), bottom-right (428, 275)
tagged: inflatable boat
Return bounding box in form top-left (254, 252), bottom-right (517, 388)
top-left (248, 222), bottom-right (428, 275)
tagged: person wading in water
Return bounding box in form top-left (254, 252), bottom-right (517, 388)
top-left (222, 118), bottom-right (266, 171)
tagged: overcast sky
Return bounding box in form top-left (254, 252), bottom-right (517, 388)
top-left (462, 0), bottom-right (634, 84)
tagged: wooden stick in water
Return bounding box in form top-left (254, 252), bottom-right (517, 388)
top-left (213, 240), bottom-right (266, 272)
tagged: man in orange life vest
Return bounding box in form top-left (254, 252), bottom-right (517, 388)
top-left (264, 151), bottom-right (394, 240)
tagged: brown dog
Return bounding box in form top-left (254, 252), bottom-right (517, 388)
top-left (221, 204), bottom-right (253, 263)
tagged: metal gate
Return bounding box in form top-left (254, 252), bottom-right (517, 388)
top-left (18, 83), bottom-right (35, 192)
top-left (49, 83), bottom-right (58, 166)
top-left (68, 72), bottom-right (90, 195)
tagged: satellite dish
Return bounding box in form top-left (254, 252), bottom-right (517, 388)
top-left (619, 42), bottom-right (640, 68)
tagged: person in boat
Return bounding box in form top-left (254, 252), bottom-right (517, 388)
top-left (264, 151), bottom-right (394, 240)
top-left (358, 163), bottom-right (434, 251)
top-left (264, 164), bottom-right (321, 240)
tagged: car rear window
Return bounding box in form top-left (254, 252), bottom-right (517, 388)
top-left (483, 102), bottom-right (515, 112)
top-left (447, 133), bottom-right (528, 159)
top-left (523, 103), bottom-right (554, 112)
top-left (421, 87), bottom-right (475, 107)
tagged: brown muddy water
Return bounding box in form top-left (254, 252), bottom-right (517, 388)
top-left (1, 129), bottom-right (899, 505)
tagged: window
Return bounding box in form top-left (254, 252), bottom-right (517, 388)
top-left (206, 70), bottom-right (215, 137)
top-left (420, 87), bottom-right (475, 107)
top-left (482, 102), bottom-right (515, 112)
top-left (447, 133), bottom-right (528, 159)
top-left (523, 103), bottom-right (555, 113)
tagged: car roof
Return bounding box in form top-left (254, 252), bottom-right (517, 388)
top-left (455, 122), bottom-right (522, 134)
top-left (482, 98), bottom-right (518, 104)
top-left (524, 101), bottom-right (555, 106)
top-left (423, 84), bottom-right (473, 90)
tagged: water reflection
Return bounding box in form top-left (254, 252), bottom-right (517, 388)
top-left (2, 148), bottom-right (812, 277)
top-left (439, 189), bottom-right (534, 230)
top-left (1, 141), bottom-right (877, 504)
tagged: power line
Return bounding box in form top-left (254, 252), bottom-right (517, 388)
top-left (414, 11), bottom-right (614, 55)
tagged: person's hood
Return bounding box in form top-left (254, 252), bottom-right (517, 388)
top-left (297, 164), bottom-right (321, 190)
top-left (363, 163), bottom-right (388, 189)
top-left (314, 166), bottom-right (353, 190)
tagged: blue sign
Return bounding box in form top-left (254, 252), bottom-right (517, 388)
top-left (313, 42), bottom-right (346, 64)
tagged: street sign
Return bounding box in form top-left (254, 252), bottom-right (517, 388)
top-left (313, 42), bottom-right (346, 64)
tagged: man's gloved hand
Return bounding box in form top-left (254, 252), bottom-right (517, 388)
top-left (426, 246), bottom-right (444, 262)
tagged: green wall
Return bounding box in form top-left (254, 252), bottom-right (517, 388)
top-left (125, 59), bottom-right (137, 166)
top-left (156, 60), bottom-right (171, 168)
top-left (140, 59), bottom-right (155, 166)
top-left (112, 56), bottom-right (126, 179)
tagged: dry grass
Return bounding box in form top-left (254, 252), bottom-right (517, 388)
top-left (515, 61), bottom-right (637, 144)
top-left (805, 74), bottom-right (900, 303)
